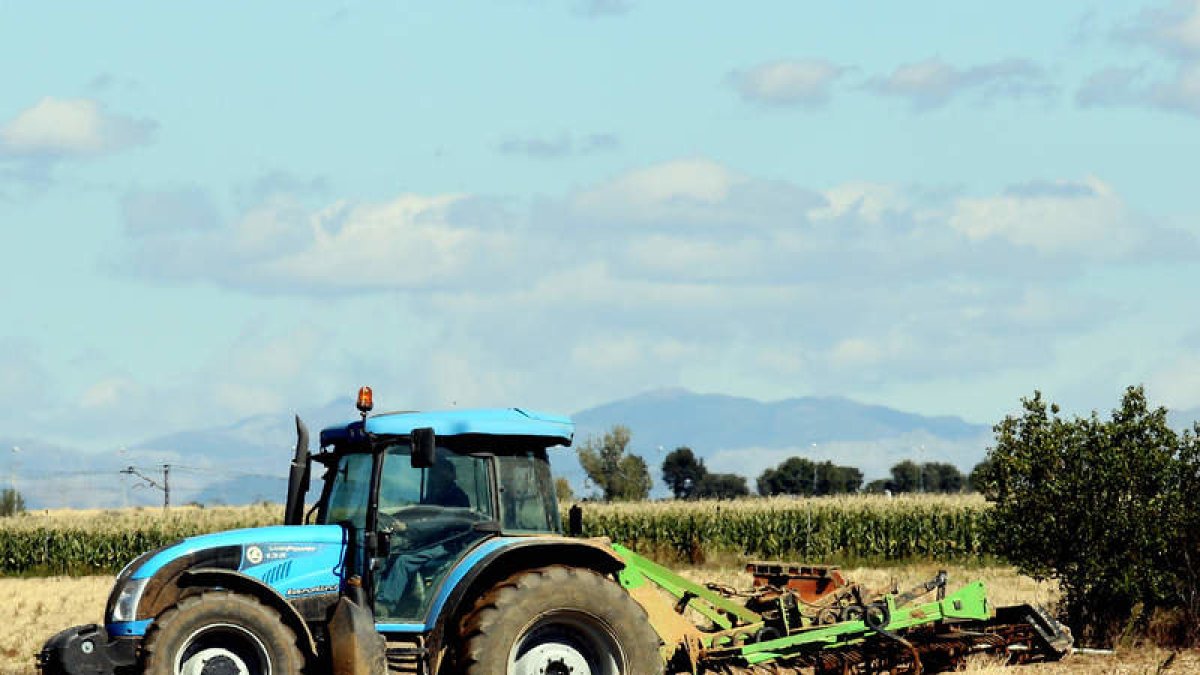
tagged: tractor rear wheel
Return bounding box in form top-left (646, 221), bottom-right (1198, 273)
top-left (458, 565), bottom-right (663, 675)
top-left (142, 592), bottom-right (305, 675)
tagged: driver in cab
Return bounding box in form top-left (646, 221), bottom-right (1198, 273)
top-left (376, 455), bottom-right (473, 617)
top-left (424, 457), bottom-right (469, 508)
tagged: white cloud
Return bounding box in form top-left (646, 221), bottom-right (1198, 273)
top-left (121, 191), bottom-right (521, 293)
top-left (1151, 61), bottom-right (1200, 115)
top-left (80, 377), bottom-right (140, 410)
top-left (866, 58), bottom-right (1054, 109)
top-left (0, 97), bottom-right (155, 158)
top-left (1077, 62), bottom-right (1200, 117)
top-left (564, 158), bottom-right (824, 234)
top-left (1160, 1), bottom-right (1200, 55)
top-left (829, 337), bottom-right (892, 369)
top-left (1086, 2), bottom-right (1200, 117)
top-left (113, 160), bottom-right (1192, 411)
top-left (121, 162), bottom-right (1182, 296)
top-left (727, 59), bottom-right (846, 107)
top-left (809, 182), bottom-right (910, 224)
top-left (948, 177), bottom-right (1147, 256)
top-left (1126, 0), bottom-right (1200, 59)
top-left (572, 158), bottom-right (738, 217)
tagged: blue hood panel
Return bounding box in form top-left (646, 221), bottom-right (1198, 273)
top-left (132, 525), bottom-right (349, 597)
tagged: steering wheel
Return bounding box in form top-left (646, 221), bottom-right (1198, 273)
top-left (381, 505), bottom-right (489, 547)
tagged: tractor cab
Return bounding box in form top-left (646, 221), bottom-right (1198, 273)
top-left (295, 390), bottom-right (573, 623)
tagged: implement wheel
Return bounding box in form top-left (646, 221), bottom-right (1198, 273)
top-left (459, 565), bottom-right (663, 675)
top-left (143, 592), bottom-right (305, 675)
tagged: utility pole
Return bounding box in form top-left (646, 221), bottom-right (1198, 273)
top-left (917, 444), bottom-right (926, 494)
top-left (9, 446), bottom-right (18, 493)
top-left (122, 465), bottom-right (171, 510)
top-left (807, 443), bottom-right (817, 557)
top-left (810, 443), bottom-right (819, 497)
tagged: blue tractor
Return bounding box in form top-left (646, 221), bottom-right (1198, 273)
top-left (40, 389), bottom-right (1072, 675)
top-left (40, 389), bottom-right (662, 675)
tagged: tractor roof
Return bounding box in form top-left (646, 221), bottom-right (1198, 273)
top-left (318, 407), bottom-right (574, 449)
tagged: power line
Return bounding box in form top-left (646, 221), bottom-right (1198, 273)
top-left (121, 465), bottom-right (170, 509)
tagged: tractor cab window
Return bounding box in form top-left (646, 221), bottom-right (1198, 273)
top-left (497, 451), bottom-right (561, 533)
top-left (322, 452), bottom-right (374, 529)
top-left (378, 445), bottom-right (493, 515)
top-left (374, 444), bottom-right (494, 622)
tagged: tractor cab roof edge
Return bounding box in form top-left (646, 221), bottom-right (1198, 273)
top-left (318, 407), bottom-right (574, 450)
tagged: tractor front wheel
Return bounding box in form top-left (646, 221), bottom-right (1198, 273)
top-left (142, 592), bottom-right (305, 675)
top-left (459, 565), bottom-right (663, 675)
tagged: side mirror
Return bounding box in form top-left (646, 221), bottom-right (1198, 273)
top-left (411, 427), bottom-right (436, 469)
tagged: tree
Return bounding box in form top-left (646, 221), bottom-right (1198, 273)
top-left (822, 462), bottom-right (864, 494)
top-left (888, 460), bottom-right (920, 493)
top-left (884, 461), bottom-right (964, 494)
top-left (661, 447), bottom-right (707, 499)
top-left (968, 458), bottom-right (994, 495)
top-left (758, 457), bottom-right (816, 496)
top-left (0, 488), bottom-right (24, 517)
top-left (693, 473), bottom-right (749, 499)
top-left (923, 462), bottom-right (965, 493)
top-left (553, 477), bottom-right (574, 503)
top-left (758, 458), bottom-right (863, 496)
top-left (983, 387), bottom-right (1200, 647)
top-left (577, 425), bottom-right (653, 501)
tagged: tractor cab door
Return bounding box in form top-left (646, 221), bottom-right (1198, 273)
top-left (371, 444), bottom-right (496, 622)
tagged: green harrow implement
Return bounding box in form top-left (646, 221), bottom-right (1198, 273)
top-left (611, 544), bottom-right (1071, 674)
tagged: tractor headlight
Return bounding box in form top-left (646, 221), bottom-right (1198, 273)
top-left (109, 578), bottom-right (150, 623)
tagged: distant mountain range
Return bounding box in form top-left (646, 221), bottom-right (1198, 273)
top-left (558, 388), bottom-right (990, 498)
top-left (3, 399), bottom-right (353, 510)
top-left (5, 391), bottom-right (1198, 508)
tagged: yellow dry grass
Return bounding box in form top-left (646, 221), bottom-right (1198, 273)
top-left (0, 576), bottom-right (110, 675)
top-left (2, 567), bottom-right (1192, 674)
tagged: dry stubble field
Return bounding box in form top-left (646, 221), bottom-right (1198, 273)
top-left (3, 566), bottom-right (1194, 675)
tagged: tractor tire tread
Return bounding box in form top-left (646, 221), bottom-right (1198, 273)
top-left (457, 564), bottom-right (663, 675)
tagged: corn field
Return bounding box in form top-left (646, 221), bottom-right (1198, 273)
top-left (577, 494), bottom-right (992, 564)
top-left (0, 496), bottom-right (993, 575)
top-left (0, 504), bottom-right (281, 576)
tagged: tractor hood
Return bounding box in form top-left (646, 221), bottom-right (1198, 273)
top-left (129, 525), bottom-right (348, 581)
top-left (106, 525), bottom-right (350, 638)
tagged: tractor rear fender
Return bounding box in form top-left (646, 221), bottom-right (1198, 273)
top-left (427, 537), bottom-right (625, 670)
top-left (168, 568), bottom-right (320, 658)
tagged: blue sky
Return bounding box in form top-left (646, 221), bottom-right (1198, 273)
top-left (2, 0), bottom-right (1200, 450)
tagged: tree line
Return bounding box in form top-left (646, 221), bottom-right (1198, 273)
top-left (575, 424), bottom-right (983, 501)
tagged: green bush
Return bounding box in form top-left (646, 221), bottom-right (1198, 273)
top-left (981, 387), bottom-right (1200, 647)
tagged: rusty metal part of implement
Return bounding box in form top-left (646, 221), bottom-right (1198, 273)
top-left (745, 562), bottom-right (849, 605)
